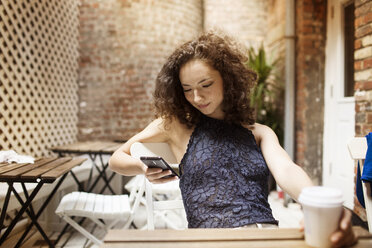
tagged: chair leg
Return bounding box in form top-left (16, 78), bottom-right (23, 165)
top-left (145, 180), bottom-right (155, 230)
top-left (61, 215), bottom-right (103, 246)
top-left (123, 176), bottom-right (146, 229)
top-left (89, 217), bottom-right (108, 230)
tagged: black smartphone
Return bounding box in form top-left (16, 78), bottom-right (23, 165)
top-left (140, 156), bottom-right (179, 178)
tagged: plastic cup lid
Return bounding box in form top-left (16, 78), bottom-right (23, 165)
top-left (298, 186), bottom-right (343, 207)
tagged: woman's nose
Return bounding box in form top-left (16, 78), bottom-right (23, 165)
top-left (193, 90), bottom-right (203, 103)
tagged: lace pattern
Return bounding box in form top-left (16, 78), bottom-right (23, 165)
top-left (179, 116), bottom-right (278, 228)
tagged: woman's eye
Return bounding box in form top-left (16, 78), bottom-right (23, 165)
top-left (183, 89), bottom-right (191, 92)
top-left (202, 82), bottom-right (213, 88)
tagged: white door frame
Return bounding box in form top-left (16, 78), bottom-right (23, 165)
top-left (323, 0), bottom-right (355, 209)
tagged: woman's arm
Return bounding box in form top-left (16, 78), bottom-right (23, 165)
top-left (252, 123), bottom-right (313, 200)
top-left (109, 118), bottom-right (170, 176)
top-left (252, 124), bottom-right (356, 247)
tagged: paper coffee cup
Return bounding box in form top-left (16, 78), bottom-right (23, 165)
top-left (298, 186), bottom-right (343, 248)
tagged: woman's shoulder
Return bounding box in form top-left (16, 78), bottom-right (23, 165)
top-left (121, 117), bottom-right (190, 151)
top-left (129, 117), bottom-right (170, 143)
top-left (243, 123), bottom-right (275, 144)
top-left (151, 116), bottom-right (192, 141)
top-left (244, 122), bottom-right (272, 133)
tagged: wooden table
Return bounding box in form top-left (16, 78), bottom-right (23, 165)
top-left (51, 141), bottom-right (122, 194)
top-left (102, 226), bottom-right (372, 248)
top-left (0, 157), bottom-right (86, 247)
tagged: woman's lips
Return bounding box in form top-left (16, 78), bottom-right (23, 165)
top-left (198, 103), bottom-right (209, 109)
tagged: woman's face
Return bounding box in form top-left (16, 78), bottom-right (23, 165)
top-left (179, 59), bottom-right (224, 120)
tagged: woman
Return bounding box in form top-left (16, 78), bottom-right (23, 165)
top-left (109, 31), bottom-right (356, 247)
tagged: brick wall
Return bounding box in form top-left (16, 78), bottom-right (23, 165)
top-left (78, 0), bottom-right (274, 141)
top-left (77, 0), bottom-right (203, 141)
top-left (203, 0), bottom-right (268, 49)
top-left (353, 0), bottom-right (372, 221)
top-left (295, 0), bottom-right (327, 184)
top-left (355, 0), bottom-right (372, 136)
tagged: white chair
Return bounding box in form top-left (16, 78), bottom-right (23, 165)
top-left (130, 142), bottom-right (187, 230)
top-left (55, 175), bottom-right (145, 245)
top-left (348, 137), bottom-right (372, 232)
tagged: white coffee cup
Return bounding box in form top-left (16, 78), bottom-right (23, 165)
top-left (298, 186), bottom-right (344, 248)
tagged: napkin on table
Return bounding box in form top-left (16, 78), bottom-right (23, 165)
top-left (0, 150), bottom-right (35, 164)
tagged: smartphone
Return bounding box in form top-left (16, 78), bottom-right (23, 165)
top-left (140, 156), bottom-right (179, 178)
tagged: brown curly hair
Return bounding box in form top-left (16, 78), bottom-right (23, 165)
top-left (153, 31), bottom-right (257, 128)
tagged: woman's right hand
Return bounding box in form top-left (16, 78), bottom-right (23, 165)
top-left (145, 167), bottom-right (178, 184)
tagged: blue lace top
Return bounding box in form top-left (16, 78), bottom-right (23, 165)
top-left (179, 116), bottom-right (278, 228)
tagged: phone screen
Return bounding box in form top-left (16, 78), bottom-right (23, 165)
top-left (140, 156), bottom-right (179, 178)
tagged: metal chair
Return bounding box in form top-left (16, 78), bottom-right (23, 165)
top-left (130, 142), bottom-right (187, 230)
top-left (348, 137), bottom-right (372, 232)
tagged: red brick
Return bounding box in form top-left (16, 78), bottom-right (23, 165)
top-left (355, 24), bottom-right (372, 38)
top-left (362, 124), bottom-right (372, 134)
top-left (364, 57), bottom-right (372, 69)
top-left (356, 0), bottom-right (371, 8)
top-left (367, 113), bottom-right (372, 123)
top-left (356, 103), bottom-right (362, 112)
top-left (355, 81), bottom-right (372, 90)
top-left (355, 39), bottom-right (362, 49)
top-left (360, 81), bottom-right (372, 90)
top-left (302, 39), bottom-right (314, 48)
top-left (303, 4), bottom-right (314, 13)
top-left (356, 12), bottom-right (372, 28)
top-left (355, 1), bottom-right (372, 17)
top-left (354, 59), bottom-right (372, 71)
top-left (365, 12), bottom-right (372, 24)
top-left (356, 16), bottom-right (364, 27)
top-left (356, 124), bottom-right (362, 135)
top-left (355, 60), bottom-right (363, 70)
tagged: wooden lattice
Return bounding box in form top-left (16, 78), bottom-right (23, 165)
top-left (0, 0), bottom-right (80, 157)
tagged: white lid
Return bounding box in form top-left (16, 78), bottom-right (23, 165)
top-left (298, 186), bottom-right (343, 208)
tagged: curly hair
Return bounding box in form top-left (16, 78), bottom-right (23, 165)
top-left (153, 31), bottom-right (257, 128)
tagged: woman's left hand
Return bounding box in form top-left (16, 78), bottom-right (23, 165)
top-left (299, 208), bottom-right (357, 247)
top-left (329, 208), bottom-right (357, 247)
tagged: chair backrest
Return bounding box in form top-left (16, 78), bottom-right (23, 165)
top-left (348, 137), bottom-right (372, 232)
top-left (130, 142), bottom-right (186, 230)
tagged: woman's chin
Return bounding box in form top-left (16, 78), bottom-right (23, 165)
top-left (205, 112), bottom-right (224, 120)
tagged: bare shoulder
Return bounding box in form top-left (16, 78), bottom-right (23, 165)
top-left (140, 118), bottom-right (169, 140)
top-left (134, 117), bottom-right (190, 143)
top-left (142, 117), bottom-right (193, 162)
top-left (244, 123), bottom-right (277, 145)
top-left (122, 118), bottom-right (170, 148)
top-left (117, 117), bottom-right (191, 156)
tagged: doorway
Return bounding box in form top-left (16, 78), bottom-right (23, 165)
top-left (323, 0), bottom-right (355, 209)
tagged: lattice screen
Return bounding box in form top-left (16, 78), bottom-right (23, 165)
top-left (0, 0), bottom-right (80, 157)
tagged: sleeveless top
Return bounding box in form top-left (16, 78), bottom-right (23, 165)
top-left (179, 116), bottom-right (278, 228)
